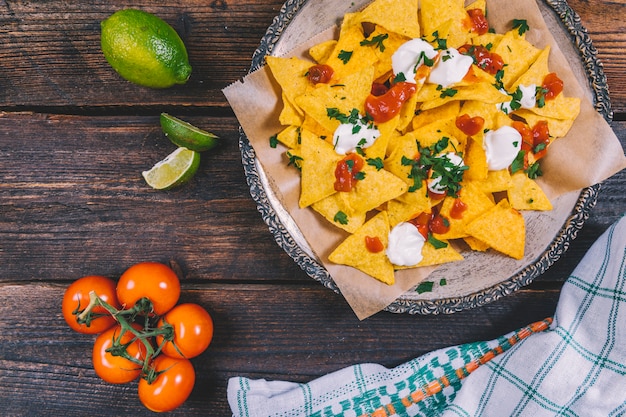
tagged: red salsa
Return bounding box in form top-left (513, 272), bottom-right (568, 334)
top-left (458, 44), bottom-right (504, 75)
top-left (365, 236), bottom-right (384, 253)
top-left (307, 64), bottom-right (334, 84)
top-left (455, 113), bottom-right (485, 136)
top-left (450, 198), bottom-right (468, 219)
top-left (408, 210), bottom-right (450, 239)
top-left (334, 153), bottom-right (364, 192)
top-left (365, 81), bottom-right (416, 123)
top-left (541, 72), bottom-right (564, 101)
top-left (467, 8), bottom-right (489, 35)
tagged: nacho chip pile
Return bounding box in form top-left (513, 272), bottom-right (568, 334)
top-left (265, 0), bottom-right (581, 286)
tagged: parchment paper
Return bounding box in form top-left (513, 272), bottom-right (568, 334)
top-left (224, 0), bottom-right (626, 319)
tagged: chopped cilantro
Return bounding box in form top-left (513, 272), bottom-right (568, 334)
top-left (439, 278), bottom-right (447, 286)
top-left (436, 85), bottom-right (458, 98)
top-left (526, 162), bottom-right (542, 179)
top-left (269, 134), bottom-right (279, 148)
top-left (416, 281), bottom-right (434, 294)
top-left (338, 49), bottom-right (353, 64)
top-left (401, 137), bottom-right (467, 197)
top-left (393, 72), bottom-right (407, 83)
top-left (510, 150), bottom-right (526, 174)
top-left (286, 151), bottom-right (303, 171)
top-left (428, 234), bottom-right (448, 249)
top-left (367, 157), bottom-right (384, 171)
top-left (512, 19), bottom-right (530, 36)
top-left (334, 211), bottom-right (349, 225)
top-left (360, 33), bottom-right (388, 52)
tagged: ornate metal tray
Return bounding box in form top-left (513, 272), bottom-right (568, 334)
top-left (238, 0), bottom-right (610, 314)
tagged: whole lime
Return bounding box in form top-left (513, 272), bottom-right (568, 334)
top-left (101, 9), bottom-right (192, 89)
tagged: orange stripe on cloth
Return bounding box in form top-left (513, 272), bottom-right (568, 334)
top-left (363, 317), bottom-right (552, 416)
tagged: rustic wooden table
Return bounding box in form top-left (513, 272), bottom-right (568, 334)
top-left (0, 0), bottom-right (624, 415)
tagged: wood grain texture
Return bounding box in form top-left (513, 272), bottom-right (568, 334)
top-left (0, 0), bottom-right (624, 415)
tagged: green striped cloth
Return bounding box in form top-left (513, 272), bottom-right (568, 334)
top-left (228, 214), bottom-right (626, 416)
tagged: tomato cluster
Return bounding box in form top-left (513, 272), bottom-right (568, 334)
top-left (62, 262), bottom-right (214, 412)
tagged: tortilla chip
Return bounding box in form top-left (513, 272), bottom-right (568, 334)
top-left (465, 199), bottom-right (526, 260)
top-left (295, 67), bottom-right (374, 133)
top-left (418, 240), bottom-right (464, 266)
top-left (275, 125), bottom-right (301, 149)
top-left (477, 169), bottom-right (513, 193)
top-left (463, 134), bottom-right (488, 181)
top-left (356, 0), bottom-right (420, 39)
top-left (493, 30), bottom-right (542, 89)
top-left (299, 129), bottom-right (343, 208)
top-left (309, 40), bottom-right (337, 64)
top-left (508, 171), bottom-right (553, 211)
top-left (434, 181), bottom-right (496, 240)
top-left (328, 211), bottom-right (395, 285)
top-left (323, 17), bottom-right (380, 80)
top-left (311, 192), bottom-right (367, 233)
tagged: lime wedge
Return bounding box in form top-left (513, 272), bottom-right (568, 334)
top-left (160, 113), bottom-right (219, 152)
top-left (142, 147), bottom-right (200, 190)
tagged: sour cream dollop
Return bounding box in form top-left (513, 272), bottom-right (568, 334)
top-left (484, 125), bottom-right (522, 171)
top-left (391, 39), bottom-right (438, 84)
top-left (386, 222), bottom-right (425, 267)
top-left (498, 84), bottom-right (537, 114)
top-left (333, 118), bottom-right (380, 155)
top-left (428, 48), bottom-right (474, 87)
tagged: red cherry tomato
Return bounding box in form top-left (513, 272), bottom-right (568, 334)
top-left (156, 303), bottom-right (214, 359)
top-left (92, 323), bottom-right (147, 384)
top-left (138, 355), bottom-right (195, 413)
top-left (62, 275), bottom-right (120, 334)
top-left (116, 262), bottom-right (180, 315)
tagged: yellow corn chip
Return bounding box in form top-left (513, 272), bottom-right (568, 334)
top-left (508, 172), bottom-right (553, 211)
top-left (418, 240), bottom-right (464, 266)
top-left (342, 164), bottom-right (408, 215)
top-left (477, 169), bottom-right (512, 193)
top-left (417, 82), bottom-right (509, 111)
top-left (295, 67), bottom-right (374, 133)
top-left (323, 19), bottom-right (380, 81)
top-left (299, 129), bottom-right (343, 208)
top-left (386, 191), bottom-right (432, 227)
top-left (463, 134), bottom-right (488, 181)
top-left (328, 211), bottom-right (395, 285)
top-left (465, 199), bottom-right (526, 260)
top-left (356, 0), bottom-right (420, 39)
top-left (276, 125), bottom-right (301, 149)
top-left (464, 235), bottom-right (490, 251)
top-left (435, 181), bottom-right (496, 240)
top-left (309, 40), bottom-right (337, 64)
top-left (311, 192), bottom-right (366, 233)
top-left (493, 30), bottom-right (542, 89)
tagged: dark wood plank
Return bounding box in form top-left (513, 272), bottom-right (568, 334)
top-left (0, 0), bottom-right (286, 109)
top-left (0, 283), bottom-right (560, 416)
top-left (0, 0), bottom-right (623, 113)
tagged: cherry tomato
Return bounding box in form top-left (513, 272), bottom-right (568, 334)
top-left (138, 355), bottom-right (195, 413)
top-left (116, 262), bottom-right (180, 315)
top-left (92, 323), bottom-right (147, 384)
top-left (156, 303), bottom-right (214, 359)
top-left (62, 275), bottom-right (120, 334)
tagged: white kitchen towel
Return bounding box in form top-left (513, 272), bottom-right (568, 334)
top-left (228, 214), bottom-right (626, 416)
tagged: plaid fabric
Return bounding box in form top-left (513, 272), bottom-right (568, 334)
top-left (228, 214), bottom-right (626, 417)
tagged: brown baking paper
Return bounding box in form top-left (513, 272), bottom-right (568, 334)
top-left (224, 0), bottom-right (626, 319)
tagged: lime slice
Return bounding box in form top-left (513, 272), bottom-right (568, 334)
top-left (160, 113), bottom-right (219, 152)
top-left (142, 147), bottom-right (200, 190)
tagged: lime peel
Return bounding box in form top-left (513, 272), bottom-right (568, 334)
top-left (160, 113), bottom-right (219, 152)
